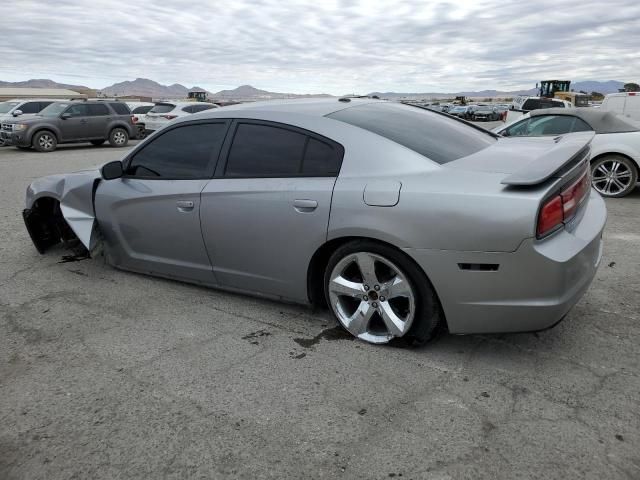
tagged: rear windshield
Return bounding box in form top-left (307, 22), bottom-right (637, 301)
top-left (149, 103), bottom-right (176, 114)
top-left (132, 106), bottom-right (153, 114)
top-left (0, 101), bottom-right (20, 114)
top-left (328, 103), bottom-right (496, 164)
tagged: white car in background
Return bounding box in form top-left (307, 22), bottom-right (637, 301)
top-left (494, 108), bottom-right (640, 197)
top-left (125, 102), bottom-right (155, 138)
top-left (144, 101), bottom-right (219, 134)
top-left (0, 99), bottom-right (55, 146)
top-left (600, 92), bottom-right (640, 122)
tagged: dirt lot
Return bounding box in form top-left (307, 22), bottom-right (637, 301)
top-left (1, 142), bottom-right (639, 480)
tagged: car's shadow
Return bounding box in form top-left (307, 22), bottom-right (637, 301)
top-left (0, 140), bottom-right (140, 155)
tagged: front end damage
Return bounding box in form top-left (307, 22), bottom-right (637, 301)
top-left (23, 169), bottom-right (102, 255)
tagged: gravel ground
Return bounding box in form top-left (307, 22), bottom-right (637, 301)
top-left (1, 141), bottom-right (639, 480)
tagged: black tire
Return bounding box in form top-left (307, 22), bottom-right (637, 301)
top-left (90, 139), bottom-right (106, 146)
top-left (32, 131), bottom-right (57, 152)
top-left (591, 155), bottom-right (638, 198)
top-left (324, 240), bottom-right (443, 346)
top-left (108, 127), bottom-right (129, 148)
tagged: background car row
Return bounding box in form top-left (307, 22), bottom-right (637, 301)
top-left (0, 98), bottom-right (220, 151)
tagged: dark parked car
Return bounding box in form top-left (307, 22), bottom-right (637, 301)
top-left (472, 105), bottom-right (499, 121)
top-left (448, 105), bottom-right (472, 119)
top-left (0, 101), bottom-right (137, 152)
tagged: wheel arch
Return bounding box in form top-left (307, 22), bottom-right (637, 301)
top-left (30, 127), bottom-right (60, 144)
top-left (306, 235), bottom-right (447, 328)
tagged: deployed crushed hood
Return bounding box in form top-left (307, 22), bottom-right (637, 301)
top-left (446, 132), bottom-right (595, 185)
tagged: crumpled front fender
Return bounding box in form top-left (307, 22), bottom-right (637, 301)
top-left (26, 168), bottom-right (102, 250)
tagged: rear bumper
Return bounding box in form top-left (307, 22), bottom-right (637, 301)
top-left (405, 191), bottom-right (606, 334)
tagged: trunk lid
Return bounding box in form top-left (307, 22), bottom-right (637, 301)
top-left (446, 132), bottom-right (594, 185)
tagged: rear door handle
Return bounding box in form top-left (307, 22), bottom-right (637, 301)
top-left (176, 200), bottom-right (194, 212)
top-left (293, 199), bottom-right (318, 212)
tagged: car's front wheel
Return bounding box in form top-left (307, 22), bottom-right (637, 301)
top-left (324, 240), bottom-right (442, 346)
top-left (109, 128), bottom-right (129, 147)
top-left (32, 131), bottom-right (57, 152)
top-left (591, 155), bottom-right (638, 198)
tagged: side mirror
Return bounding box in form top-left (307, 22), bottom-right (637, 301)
top-left (101, 160), bottom-right (124, 180)
top-left (61, 112), bottom-right (71, 120)
top-left (12, 110), bottom-right (23, 117)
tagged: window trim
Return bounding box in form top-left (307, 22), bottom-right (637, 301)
top-left (121, 119), bottom-right (232, 180)
top-left (215, 119), bottom-right (345, 179)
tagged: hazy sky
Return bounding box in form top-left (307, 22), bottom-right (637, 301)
top-left (1, 0), bottom-right (639, 94)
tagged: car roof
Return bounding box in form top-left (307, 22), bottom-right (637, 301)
top-left (2, 98), bottom-right (59, 103)
top-left (156, 101), bottom-right (216, 107)
top-left (530, 108), bottom-right (640, 133)
top-left (201, 97), bottom-right (380, 117)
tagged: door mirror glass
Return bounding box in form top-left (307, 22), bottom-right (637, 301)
top-left (12, 110), bottom-right (23, 117)
top-left (102, 160), bottom-right (124, 180)
top-left (60, 112), bottom-right (71, 120)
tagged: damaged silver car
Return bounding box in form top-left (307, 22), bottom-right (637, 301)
top-left (23, 99), bottom-right (606, 345)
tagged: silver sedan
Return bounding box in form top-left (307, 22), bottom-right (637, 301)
top-left (23, 99), bottom-right (606, 345)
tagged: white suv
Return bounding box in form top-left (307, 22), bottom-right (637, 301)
top-left (144, 101), bottom-right (219, 134)
top-left (0, 99), bottom-right (55, 146)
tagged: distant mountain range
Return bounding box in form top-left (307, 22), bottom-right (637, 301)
top-left (0, 78), bottom-right (629, 101)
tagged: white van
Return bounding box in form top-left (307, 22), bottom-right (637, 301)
top-left (600, 92), bottom-right (640, 121)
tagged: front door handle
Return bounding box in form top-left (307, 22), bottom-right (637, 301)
top-left (176, 200), bottom-right (194, 212)
top-left (293, 199), bottom-right (318, 213)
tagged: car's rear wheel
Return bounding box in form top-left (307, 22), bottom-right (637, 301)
top-left (324, 240), bottom-right (441, 346)
top-left (109, 128), bottom-right (129, 147)
top-left (591, 155), bottom-right (638, 198)
top-left (32, 131), bottom-right (57, 152)
top-left (90, 139), bottom-right (105, 146)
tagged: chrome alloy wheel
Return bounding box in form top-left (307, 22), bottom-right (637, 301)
top-left (38, 134), bottom-right (54, 150)
top-left (113, 130), bottom-right (126, 145)
top-left (328, 252), bottom-right (416, 344)
top-left (591, 159), bottom-right (633, 196)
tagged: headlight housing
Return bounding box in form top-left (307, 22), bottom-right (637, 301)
top-left (13, 124), bottom-right (28, 131)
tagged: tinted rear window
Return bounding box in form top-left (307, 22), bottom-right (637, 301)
top-left (149, 104), bottom-right (175, 114)
top-left (109, 102), bottom-right (131, 115)
top-left (88, 104), bottom-right (110, 116)
top-left (328, 103), bottom-right (495, 164)
top-left (132, 106), bottom-right (152, 114)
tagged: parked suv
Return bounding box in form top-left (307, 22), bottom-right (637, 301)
top-left (144, 101), bottom-right (218, 134)
top-left (0, 101), bottom-right (137, 152)
top-left (0, 99), bottom-right (54, 146)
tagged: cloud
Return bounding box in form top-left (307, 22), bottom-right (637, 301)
top-left (1, 0), bottom-right (639, 94)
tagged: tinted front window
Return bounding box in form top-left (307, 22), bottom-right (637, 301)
top-left (87, 104), bottom-right (109, 116)
top-left (66, 104), bottom-right (90, 117)
top-left (149, 104), bottom-right (175, 114)
top-left (225, 123), bottom-right (307, 176)
top-left (328, 103), bottom-right (495, 164)
top-left (39, 103), bottom-right (72, 117)
top-left (109, 103), bottom-right (131, 115)
top-left (19, 102), bottom-right (41, 114)
top-left (126, 123), bottom-right (227, 179)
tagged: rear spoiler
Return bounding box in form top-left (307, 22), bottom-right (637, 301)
top-left (501, 131), bottom-right (594, 186)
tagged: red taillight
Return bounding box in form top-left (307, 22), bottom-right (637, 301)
top-left (162, 115), bottom-right (177, 120)
top-left (537, 168), bottom-right (590, 238)
top-left (131, 115), bottom-right (138, 124)
top-left (537, 195), bottom-right (563, 237)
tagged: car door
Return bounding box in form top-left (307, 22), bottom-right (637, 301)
top-left (86, 103), bottom-right (111, 138)
top-left (94, 120), bottom-right (230, 284)
top-left (61, 104), bottom-right (92, 140)
top-left (200, 120), bottom-right (344, 302)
